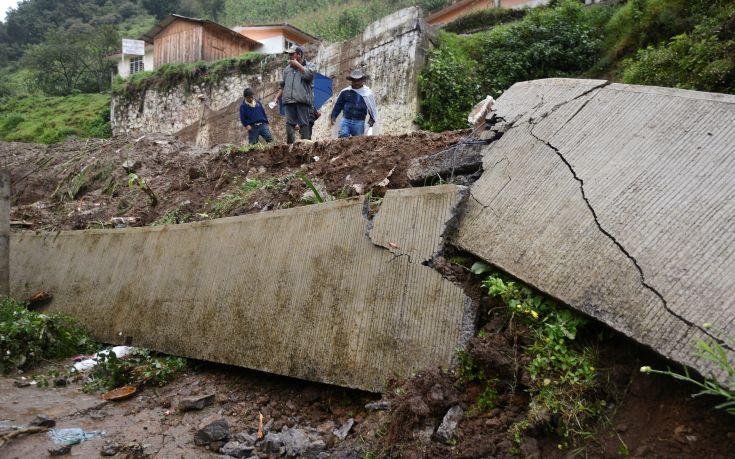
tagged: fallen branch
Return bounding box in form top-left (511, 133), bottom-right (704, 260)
top-left (0, 426), bottom-right (48, 448)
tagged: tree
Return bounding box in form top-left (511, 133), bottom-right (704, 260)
top-left (23, 29), bottom-right (90, 95)
top-left (197, 0), bottom-right (225, 21)
top-left (23, 25), bottom-right (118, 95)
top-left (141, 0), bottom-right (180, 20)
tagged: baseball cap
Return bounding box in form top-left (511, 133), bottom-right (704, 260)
top-left (285, 45), bottom-right (304, 55)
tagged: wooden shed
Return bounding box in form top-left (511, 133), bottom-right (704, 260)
top-left (142, 14), bottom-right (262, 68)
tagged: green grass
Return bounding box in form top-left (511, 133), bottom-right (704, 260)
top-left (0, 93), bottom-right (111, 144)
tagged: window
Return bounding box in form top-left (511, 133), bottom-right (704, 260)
top-left (129, 56), bottom-right (144, 74)
top-left (284, 39), bottom-right (295, 51)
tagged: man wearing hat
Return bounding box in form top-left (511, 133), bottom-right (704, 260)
top-left (240, 88), bottom-right (273, 145)
top-left (272, 45), bottom-right (316, 144)
top-left (329, 69), bottom-right (378, 138)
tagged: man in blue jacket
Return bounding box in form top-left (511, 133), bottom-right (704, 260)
top-left (239, 88), bottom-right (273, 145)
top-left (329, 69), bottom-right (378, 138)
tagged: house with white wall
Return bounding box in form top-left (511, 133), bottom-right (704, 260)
top-left (109, 41), bottom-right (155, 79)
top-left (234, 24), bottom-right (319, 54)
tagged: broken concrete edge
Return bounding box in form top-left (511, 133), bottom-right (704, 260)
top-left (364, 185), bottom-right (478, 368)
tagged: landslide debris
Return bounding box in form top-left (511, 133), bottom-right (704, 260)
top-left (3, 131), bottom-right (467, 231)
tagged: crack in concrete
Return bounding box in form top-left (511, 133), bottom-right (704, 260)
top-left (519, 80), bottom-right (611, 129)
top-left (526, 124), bottom-right (726, 349)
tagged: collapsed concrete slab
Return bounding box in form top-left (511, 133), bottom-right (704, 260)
top-left (11, 185), bottom-right (473, 392)
top-left (454, 78), bottom-right (735, 381)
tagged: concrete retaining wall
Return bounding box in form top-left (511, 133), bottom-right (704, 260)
top-left (11, 185), bottom-right (473, 392)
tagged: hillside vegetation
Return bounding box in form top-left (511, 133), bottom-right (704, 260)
top-left (418, 0), bottom-right (735, 131)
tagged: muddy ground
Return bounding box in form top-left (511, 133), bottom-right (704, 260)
top-left (1, 134), bottom-right (734, 458)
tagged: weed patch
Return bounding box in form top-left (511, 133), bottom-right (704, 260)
top-left (481, 272), bottom-right (601, 448)
top-left (0, 297), bottom-right (97, 374)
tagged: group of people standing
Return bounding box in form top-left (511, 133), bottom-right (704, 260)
top-left (239, 45), bottom-right (378, 145)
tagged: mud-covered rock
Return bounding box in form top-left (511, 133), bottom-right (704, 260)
top-left (333, 418), bottom-right (354, 440)
top-left (221, 440), bottom-right (255, 458)
top-left (48, 444), bottom-right (72, 456)
top-left (194, 416), bottom-right (230, 446)
top-left (29, 414), bottom-right (55, 428)
top-left (178, 393), bottom-right (215, 411)
top-left (434, 405), bottom-right (463, 444)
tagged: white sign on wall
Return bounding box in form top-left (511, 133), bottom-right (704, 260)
top-left (122, 39), bottom-right (145, 56)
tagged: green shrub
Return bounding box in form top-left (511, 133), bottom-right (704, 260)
top-left (416, 34), bottom-right (484, 131)
top-left (0, 297), bottom-right (97, 373)
top-left (482, 274), bottom-right (601, 446)
top-left (417, 0), bottom-right (612, 131)
top-left (621, 6), bottom-right (735, 93)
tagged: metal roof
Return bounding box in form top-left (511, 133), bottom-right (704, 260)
top-left (141, 14), bottom-right (261, 49)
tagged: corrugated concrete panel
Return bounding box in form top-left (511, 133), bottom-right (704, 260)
top-left (370, 185), bottom-right (466, 263)
top-left (11, 186), bottom-right (473, 392)
top-left (455, 79), bottom-right (735, 381)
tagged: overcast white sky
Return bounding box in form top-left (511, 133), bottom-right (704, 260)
top-left (1, 0), bottom-right (21, 22)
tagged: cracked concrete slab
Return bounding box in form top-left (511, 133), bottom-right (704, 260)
top-left (11, 185), bottom-right (473, 392)
top-left (455, 78), bottom-right (735, 381)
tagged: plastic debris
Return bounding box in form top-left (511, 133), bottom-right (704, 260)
top-left (73, 346), bottom-right (137, 372)
top-left (49, 428), bottom-right (103, 445)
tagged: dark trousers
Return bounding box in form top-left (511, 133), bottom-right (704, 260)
top-left (284, 103), bottom-right (312, 144)
top-left (248, 123), bottom-right (273, 144)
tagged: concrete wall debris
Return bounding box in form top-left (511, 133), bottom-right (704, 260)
top-left (113, 7), bottom-right (432, 146)
top-left (11, 185), bottom-right (473, 392)
top-left (454, 78), bottom-right (735, 381)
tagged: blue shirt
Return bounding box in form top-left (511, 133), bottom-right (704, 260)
top-left (330, 89), bottom-right (374, 123)
top-left (239, 99), bottom-right (269, 127)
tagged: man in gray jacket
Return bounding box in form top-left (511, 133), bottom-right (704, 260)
top-left (272, 45), bottom-right (316, 144)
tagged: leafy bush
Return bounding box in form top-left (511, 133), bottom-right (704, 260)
top-left (418, 0), bottom-right (611, 131)
top-left (0, 297), bottom-right (97, 373)
top-left (416, 33), bottom-right (484, 131)
top-left (621, 5), bottom-right (735, 93)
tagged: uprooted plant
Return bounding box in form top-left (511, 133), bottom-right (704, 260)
top-left (640, 324), bottom-right (735, 416)
top-left (128, 172), bottom-right (158, 207)
top-left (81, 348), bottom-right (187, 393)
top-left (0, 296), bottom-right (98, 374)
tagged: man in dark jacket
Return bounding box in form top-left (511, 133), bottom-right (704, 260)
top-left (272, 45), bottom-right (316, 144)
top-left (239, 88), bottom-right (273, 145)
top-left (329, 69), bottom-right (378, 138)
